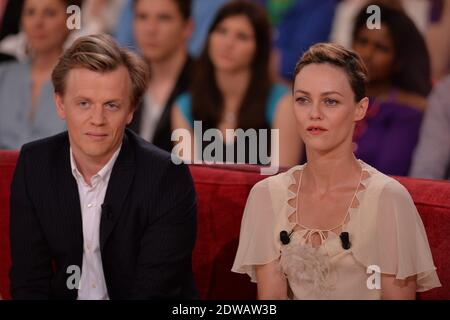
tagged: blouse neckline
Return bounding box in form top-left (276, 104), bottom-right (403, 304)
top-left (283, 159), bottom-right (373, 247)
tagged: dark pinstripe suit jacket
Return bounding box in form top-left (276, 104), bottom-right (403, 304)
top-left (9, 129), bottom-right (198, 299)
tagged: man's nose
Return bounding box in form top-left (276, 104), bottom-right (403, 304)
top-left (90, 104), bottom-right (106, 125)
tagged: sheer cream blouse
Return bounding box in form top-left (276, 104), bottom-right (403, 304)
top-left (232, 160), bottom-right (441, 299)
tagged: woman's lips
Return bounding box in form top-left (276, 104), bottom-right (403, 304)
top-left (306, 126), bottom-right (328, 135)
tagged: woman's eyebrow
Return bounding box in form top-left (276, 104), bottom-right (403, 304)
top-left (293, 90), bottom-right (344, 97)
top-left (321, 91), bottom-right (344, 97)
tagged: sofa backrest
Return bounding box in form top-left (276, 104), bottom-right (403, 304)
top-left (189, 164), bottom-right (450, 300)
top-left (1, 151), bottom-right (449, 299)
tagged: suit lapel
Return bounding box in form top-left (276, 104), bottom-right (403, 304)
top-left (100, 132), bottom-right (136, 251)
top-left (53, 135), bottom-right (84, 263)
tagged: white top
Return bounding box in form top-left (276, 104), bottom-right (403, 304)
top-left (70, 145), bottom-right (122, 300)
top-left (139, 92), bottom-right (164, 143)
top-left (232, 160), bottom-right (441, 299)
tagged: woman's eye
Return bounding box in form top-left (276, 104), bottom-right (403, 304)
top-left (295, 97), bottom-right (309, 104)
top-left (237, 33), bottom-right (251, 41)
top-left (324, 98), bottom-right (338, 106)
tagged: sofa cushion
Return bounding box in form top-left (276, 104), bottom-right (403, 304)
top-left (1, 152), bottom-right (449, 300)
top-left (0, 151), bottom-right (18, 300)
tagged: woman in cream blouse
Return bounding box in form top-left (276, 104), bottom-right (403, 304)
top-left (232, 43), bottom-right (441, 299)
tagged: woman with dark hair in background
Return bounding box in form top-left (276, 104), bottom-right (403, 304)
top-left (0, 0), bottom-right (82, 149)
top-left (351, 3), bottom-right (432, 176)
top-left (171, 0), bottom-right (302, 167)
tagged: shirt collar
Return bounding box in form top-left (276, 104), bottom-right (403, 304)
top-left (70, 144), bottom-right (122, 186)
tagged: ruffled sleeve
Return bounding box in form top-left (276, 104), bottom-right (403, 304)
top-left (350, 174), bottom-right (441, 292)
top-left (231, 178), bottom-right (281, 282)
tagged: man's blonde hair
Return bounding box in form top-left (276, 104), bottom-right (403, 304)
top-left (52, 34), bottom-right (149, 108)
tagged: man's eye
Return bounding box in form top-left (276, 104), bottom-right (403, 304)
top-left (78, 101), bottom-right (89, 108)
top-left (106, 103), bottom-right (118, 110)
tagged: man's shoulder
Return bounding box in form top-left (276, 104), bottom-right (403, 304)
top-left (20, 131), bottom-right (68, 158)
top-left (127, 130), bottom-right (193, 187)
top-left (129, 130), bottom-right (172, 164)
top-left (127, 129), bottom-right (189, 175)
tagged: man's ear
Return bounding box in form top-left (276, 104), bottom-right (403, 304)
top-left (126, 110), bottom-right (134, 125)
top-left (355, 97), bottom-right (369, 121)
top-left (54, 93), bottom-right (66, 120)
top-left (184, 18), bottom-right (194, 41)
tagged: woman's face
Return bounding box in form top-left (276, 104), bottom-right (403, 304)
top-left (21, 0), bottom-right (69, 54)
top-left (292, 63), bottom-right (368, 154)
top-left (352, 23), bottom-right (396, 84)
top-left (208, 14), bottom-right (256, 73)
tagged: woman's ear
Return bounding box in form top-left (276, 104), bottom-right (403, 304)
top-left (354, 97), bottom-right (369, 121)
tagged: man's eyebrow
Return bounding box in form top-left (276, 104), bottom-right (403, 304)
top-left (73, 96), bottom-right (92, 101)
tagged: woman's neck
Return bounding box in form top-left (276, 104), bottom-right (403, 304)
top-left (215, 68), bottom-right (251, 109)
top-left (31, 49), bottom-right (62, 75)
top-left (303, 146), bottom-right (361, 195)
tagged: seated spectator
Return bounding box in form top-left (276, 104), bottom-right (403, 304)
top-left (127, 0), bottom-right (193, 152)
top-left (330, 0), bottom-right (432, 49)
top-left (114, 0), bottom-right (230, 57)
top-left (351, 3), bottom-right (432, 176)
top-left (0, 0), bottom-right (126, 61)
top-left (410, 74), bottom-right (450, 180)
top-left (171, 0), bottom-right (302, 168)
top-left (0, 0), bottom-right (79, 149)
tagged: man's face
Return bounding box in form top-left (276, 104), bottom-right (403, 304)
top-left (133, 0), bottom-right (191, 62)
top-left (55, 67), bottom-right (134, 163)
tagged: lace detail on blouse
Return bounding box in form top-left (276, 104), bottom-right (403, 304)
top-left (278, 160), bottom-right (372, 297)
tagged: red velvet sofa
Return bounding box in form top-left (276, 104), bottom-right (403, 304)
top-left (1, 150), bottom-right (449, 300)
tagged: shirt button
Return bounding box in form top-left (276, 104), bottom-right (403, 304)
top-left (87, 203), bottom-right (93, 208)
top-left (92, 283), bottom-right (96, 289)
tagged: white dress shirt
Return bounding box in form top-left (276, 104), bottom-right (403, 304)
top-left (70, 145), bottom-right (122, 300)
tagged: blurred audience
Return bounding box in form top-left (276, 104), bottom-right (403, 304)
top-left (0, 0), bottom-right (24, 41)
top-left (257, 0), bottom-right (337, 82)
top-left (115, 0), bottom-right (229, 57)
top-left (331, 0), bottom-right (432, 48)
top-left (351, 4), bottom-right (432, 176)
top-left (172, 0), bottom-right (302, 167)
top-left (332, 0), bottom-right (449, 81)
top-left (426, 0), bottom-right (450, 80)
top-left (128, 0), bottom-right (193, 152)
top-left (0, 0), bottom-right (76, 149)
top-left (410, 74), bottom-right (450, 180)
top-left (0, 0), bottom-right (127, 61)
